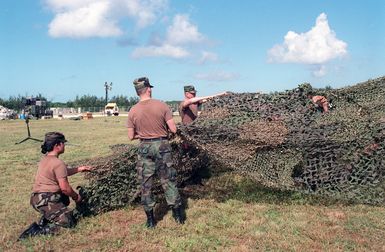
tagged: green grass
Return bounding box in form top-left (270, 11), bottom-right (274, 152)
top-left (1, 117), bottom-right (385, 251)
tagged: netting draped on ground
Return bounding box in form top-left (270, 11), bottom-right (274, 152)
top-left (76, 76), bottom-right (385, 216)
top-left (179, 76), bottom-right (385, 205)
top-left (75, 139), bottom-right (210, 216)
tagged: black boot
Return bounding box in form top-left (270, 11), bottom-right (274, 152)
top-left (18, 222), bottom-right (58, 241)
top-left (172, 207), bottom-right (185, 224)
top-left (37, 216), bottom-right (49, 227)
top-left (145, 210), bottom-right (156, 228)
top-left (18, 222), bottom-right (41, 241)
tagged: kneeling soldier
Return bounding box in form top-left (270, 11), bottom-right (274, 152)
top-left (18, 132), bottom-right (92, 240)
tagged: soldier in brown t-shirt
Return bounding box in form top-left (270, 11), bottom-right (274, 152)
top-left (307, 92), bottom-right (329, 113)
top-left (19, 132), bottom-right (92, 240)
top-left (127, 77), bottom-right (183, 228)
top-left (179, 85), bottom-right (227, 125)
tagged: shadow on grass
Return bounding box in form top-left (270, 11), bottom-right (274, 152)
top-left (180, 171), bottom-right (355, 207)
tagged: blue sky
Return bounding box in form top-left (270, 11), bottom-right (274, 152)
top-left (0, 0), bottom-right (384, 102)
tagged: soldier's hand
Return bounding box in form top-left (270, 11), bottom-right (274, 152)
top-left (75, 193), bottom-right (82, 203)
top-left (78, 166), bottom-right (93, 172)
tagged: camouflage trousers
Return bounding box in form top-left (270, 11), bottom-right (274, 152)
top-left (137, 139), bottom-right (181, 212)
top-left (30, 192), bottom-right (76, 229)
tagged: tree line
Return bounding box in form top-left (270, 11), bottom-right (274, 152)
top-left (0, 94), bottom-right (139, 110)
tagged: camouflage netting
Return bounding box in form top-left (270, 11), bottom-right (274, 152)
top-left (75, 76), bottom-right (385, 216)
top-left (179, 76), bottom-right (385, 205)
top-left (75, 138), bottom-right (211, 216)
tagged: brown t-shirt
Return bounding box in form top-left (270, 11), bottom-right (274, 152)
top-left (33, 155), bottom-right (68, 193)
top-left (312, 96), bottom-right (328, 106)
top-left (179, 101), bottom-right (199, 125)
top-left (127, 99), bottom-right (173, 139)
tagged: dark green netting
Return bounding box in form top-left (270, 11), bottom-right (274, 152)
top-left (75, 76), bottom-right (385, 216)
top-left (75, 139), bottom-right (211, 216)
top-left (179, 76), bottom-right (385, 205)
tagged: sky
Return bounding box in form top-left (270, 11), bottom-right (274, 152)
top-left (0, 0), bottom-right (384, 102)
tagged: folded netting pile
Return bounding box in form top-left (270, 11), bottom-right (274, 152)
top-left (178, 76), bottom-right (385, 205)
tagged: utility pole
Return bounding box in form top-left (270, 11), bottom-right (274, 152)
top-left (104, 81), bottom-right (112, 105)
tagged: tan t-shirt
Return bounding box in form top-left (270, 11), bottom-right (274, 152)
top-left (32, 155), bottom-right (68, 193)
top-left (179, 101), bottom-right (199, 125)
top-left (127, 99), bottom-right (173, 139)
top-left (312, 96), bottom-right (328, 106)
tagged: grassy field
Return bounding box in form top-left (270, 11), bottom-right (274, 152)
top-left (1, 117), bottom-right (385, 251)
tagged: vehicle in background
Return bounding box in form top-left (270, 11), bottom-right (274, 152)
top-left (23, 97), bottom-right (53, 119)
top-left (105, 103), bottom-right (119, 116)
top-left (0, 105), bottom-right (17, 120)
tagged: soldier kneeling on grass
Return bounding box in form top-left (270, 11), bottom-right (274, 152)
top-left (18, 132), bottom-right (92, 240)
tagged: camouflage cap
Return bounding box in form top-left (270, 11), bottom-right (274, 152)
top-left (133, 77), bottom-right (153, 92)
top-left (184, 85), bottom-right (196, 93)
top-left (44, 132), bottom-right (67, 145)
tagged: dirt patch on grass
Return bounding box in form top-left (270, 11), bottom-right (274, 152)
top-left (326, 210), bottom-right (346, 222)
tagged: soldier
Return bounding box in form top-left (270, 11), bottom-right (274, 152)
top-left (179, 85), bottom-right (226, 125)
top-left (127, 77), bottom-right (183, 228)
top-left (307, 92), bottom-right (329, 113)
top-left (18, 132), bottom-right (92, 240)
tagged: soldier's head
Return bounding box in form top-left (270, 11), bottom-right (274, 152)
top-left (133, 77), bottom-right (153, 96)
top-left (184, 85), bottom-right (196, 98)
top-left (41, 132), bottom-right (67, 154)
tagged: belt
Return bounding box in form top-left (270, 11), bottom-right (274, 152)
top-left (140, 137), bottom-right (168, 142)
top-left (32, 191), bottom-right (61, 196)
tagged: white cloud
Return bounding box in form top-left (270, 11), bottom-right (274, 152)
top-left (48, 1), bottom-right (122, 38)
top-left (268, 13), bottom-right (348, 65)
top-left (131, 14), bottom-right (206, 59)
top-left (132, 44), bottom-right (189, 58)
top-left (45, 0), bottom-right (96, 11)
top-left (45, 1), bottom-right (210, 59)
top-left (194, 71), bottom-right (239, 82)
top-left (114, 0), bottom-right (168, 29)
top-left (165, 14), bottom-right (204, 45)
top-left (312, 65), bottom-right (327, 77)
top-left (45, 0), bottom-right (168, 38)
top-left (199, 51), bottom-right (219, 64)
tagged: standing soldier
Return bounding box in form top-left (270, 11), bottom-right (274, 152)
top-left (127, 77), bottom-right (183, 228)
top-left (18, 132), bottom-right (92, 240)
top-left (179, 85), bottom-right (226, 125)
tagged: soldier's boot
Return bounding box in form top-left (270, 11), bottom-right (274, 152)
top-left (38, 216), bottom-right (49, 227)
top-left (145, 210), bottom-right (156, 228)
top-left (172, 206), bottom-right (184, 224)
top-left (18, 222), bottom-right (41, 241)
top-left (18, 221), bottom-right (59, 241)
top-left (39, 224), bottom-right (60, 236)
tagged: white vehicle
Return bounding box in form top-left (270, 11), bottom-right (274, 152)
top-left (0, 105), bottom-right (17, 120)
top-left (104, 103), bottom-right (119, 116)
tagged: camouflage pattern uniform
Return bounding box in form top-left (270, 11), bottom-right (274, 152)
top-left (137, 139), bottom-right (181, 212)
top-left (30, 192), bottom-right (76, 229)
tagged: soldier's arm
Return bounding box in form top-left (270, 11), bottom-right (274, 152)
top-left (166, 119), bottom-right (177, 134)
top-left (322, 102), bottom-right (329, 113)
top-left (181, 97), bottom-right (205, 108)
top-left (128, 127), bottom-right (137, 140)
top-left (181, 92), bottom-right (227, 108)
top-left (67, 166), bottom-right (93, 176)
top-left (58, 177), bottom-right (82, 203)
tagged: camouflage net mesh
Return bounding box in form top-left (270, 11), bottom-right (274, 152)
top-left (179, 76), bottom-right (385, 205)
top-left (75, 76), bottom-right (385, 216)
top-left (75, 138), bottom-right (210, 216)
